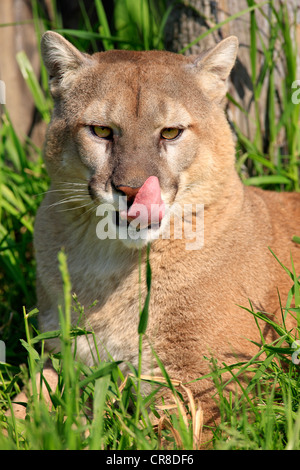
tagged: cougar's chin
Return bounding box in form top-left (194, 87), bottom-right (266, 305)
top-left (95, 204), bottom-right (166, 250)
top-left (114, 210), bottom-right (163, 249)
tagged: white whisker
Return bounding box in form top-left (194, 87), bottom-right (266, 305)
top-left (42, 189), bottom-right (87, 195)
top-left (39, 179), bottom-right (97, 216)
top-left (47, 196), bottom-right (90, 207)
top-left (59, 182), bottom-right (87, 186)
top-left (36, 184), bottom-right (88, 198)
top-left (57, 201), bottom-right (95, 213)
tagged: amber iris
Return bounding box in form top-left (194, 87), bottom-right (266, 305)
top-left (161, 128), bottom-right (181, 140)
top-left (92, 126), bottom-right (113, 139)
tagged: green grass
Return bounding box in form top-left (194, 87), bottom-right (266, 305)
top-left (233, 0), bottom-right (300, 191)
top-left (0, 0), bottom-right (300, 450)
top-left (0, 250), bottom-right (205, 450)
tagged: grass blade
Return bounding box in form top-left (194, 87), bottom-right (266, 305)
top-left (16, 51), bottom-right (51, 123)
top-left (95, 0), bottom-right (114, 50)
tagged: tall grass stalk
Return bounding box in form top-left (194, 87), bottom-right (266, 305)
top-left (95, 0), bottom-right (114, 50)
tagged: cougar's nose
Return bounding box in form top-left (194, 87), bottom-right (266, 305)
top-left (115, 176), bottom-right (165, 226)
top-left (115, 185), bottom-right (141, 205)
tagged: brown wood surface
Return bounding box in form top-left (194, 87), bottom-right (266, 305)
top-left (165, 0), bottom-right (300, 147)
top-left (0, 0), bottom-right (43, 143)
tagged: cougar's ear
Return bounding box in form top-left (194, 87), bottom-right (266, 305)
top-left (192, 36), bottom-right (238, 104)
top-left (41, 31), bottom-right (93, 98)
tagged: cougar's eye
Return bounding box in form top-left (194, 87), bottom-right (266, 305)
top-left (161, 128), bottom-right (182, 140)
top-left (91, 126), bottom-right (113, 139)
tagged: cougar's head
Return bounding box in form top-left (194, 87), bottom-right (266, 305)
top-left (41, 32), bottom-right (238, 248)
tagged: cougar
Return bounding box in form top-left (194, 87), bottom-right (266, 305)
top-left (31, 32), bottom-right (300, 427)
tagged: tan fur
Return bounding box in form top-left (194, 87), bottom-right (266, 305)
top-left (33, 32), bottom-right (300, 427)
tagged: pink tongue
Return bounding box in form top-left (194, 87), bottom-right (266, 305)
top-left (121, 176), bottom-right (165, 227)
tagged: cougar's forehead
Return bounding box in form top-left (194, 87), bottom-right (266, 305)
top-left (80, 60), bottom-right (197, 129)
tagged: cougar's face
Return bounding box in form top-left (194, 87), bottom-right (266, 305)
top-left (42, 32), bottom-right (237, 248)
top-left (51, 54), bottom-right (209, 248)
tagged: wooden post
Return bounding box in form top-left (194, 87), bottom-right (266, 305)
top-left (165, 0), bottom-right (300, 151)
